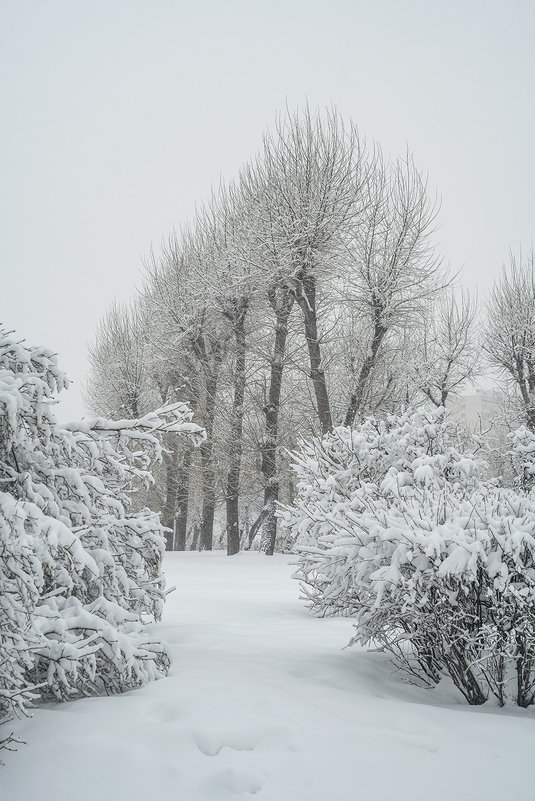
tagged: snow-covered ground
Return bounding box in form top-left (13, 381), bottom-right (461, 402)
top-left (3, 552), bottom-right (534, 800)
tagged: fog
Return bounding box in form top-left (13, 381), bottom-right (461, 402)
top-left (2, 0), bottom-right (533, 419)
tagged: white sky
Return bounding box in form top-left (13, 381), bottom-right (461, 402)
top-left (2, 0), bottom-right (534, 420)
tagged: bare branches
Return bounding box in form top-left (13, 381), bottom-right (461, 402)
top-left (342, 154), bottom-right (446, 425)
top-left (343, 153), bottom-right (443, 326)
top-left (414, 290), bottom-right (479, 407)
top-left (85, 299), bottom-right (151, 419)
top-left (257, 105), bottom-right (365, 272)
top-left (484, 248), bottom-right (535, 430)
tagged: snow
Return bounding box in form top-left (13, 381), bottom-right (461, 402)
top-left (3, 552), bottom-right (534, 800)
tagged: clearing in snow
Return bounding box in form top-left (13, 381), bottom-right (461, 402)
top-left (3, 552), bottom-right (534, 800)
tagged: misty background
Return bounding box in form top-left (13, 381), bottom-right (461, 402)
top-left (2, 0), bottom-right (534, 420)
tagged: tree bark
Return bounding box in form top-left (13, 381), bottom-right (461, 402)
top-left (245, 509), bottom-right (266, 549)
top-left (518, 364), bottom-right (535, 432)
top-left (226, 299), bottom-right (248, 556)
top-left (160, 439), bottom-right (179, 551)
top-left (189, 522), bottom-right (200, 551)
top-left (261, 287), bottom-right (294, 555)
top-left (344, 305), bottom-right (387, 427)
top-left (174, 443), bottom-right (192, 550)
top-left (295, 273), bottom-right (332, 435)
top-left (199, 352), bottom-right (221, 551)
top-left (173, 374), bottom-right (198, 551)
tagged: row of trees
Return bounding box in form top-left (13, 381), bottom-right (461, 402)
top-left (86, 105), bottom-right (534, 556)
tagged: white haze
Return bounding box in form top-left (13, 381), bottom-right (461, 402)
top-left (2, 0), bottom-right (534, 420)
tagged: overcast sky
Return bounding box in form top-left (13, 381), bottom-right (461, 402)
top-left (2, 0), bottom-right (534, 420)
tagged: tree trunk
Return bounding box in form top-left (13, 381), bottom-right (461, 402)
top-left (295, 273), bottom-right (332, 435)
top-left (344, 302), bottom-right (387, 427)
top-left (226, 300), bottom-right (248, 556)
top-left (174, 443), bottom-right (192, 550)
top-left (173, 375), bottom-right (198, 551)
top-left (261, 287), bottom-right (294, 555)
top-left (518, 368), bottom-right (535, 432)
top-left (160, 439), bottom-right (179, 551)
top-left (245, 509), bottom-right (266, 549)
top-left (189, 522), bottom-right (200, 551)
top-left (200, 357), bottom-right (221, 551)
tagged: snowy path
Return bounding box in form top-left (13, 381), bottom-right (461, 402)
top-left (3, 552), bottom-right (535, 800)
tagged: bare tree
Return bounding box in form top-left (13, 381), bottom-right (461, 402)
top-left (236, 161), bottom-right (300, 554)
top-left (342, 154), bottom-right (444, 426)
top-left (413, 290), bottom-right (479, 408)
top-left (485, 248), bottom-right (535, 431)
top-left (151, 366), bottom-right (198, 551)
top-left (86, 104), bottom-right (473, 558)
top-left (82, 291), bottom-right (205, 553)
top-left (85, 300), bottom-right (152, 418)
top-left (259, 105), bottom-right (367, 435)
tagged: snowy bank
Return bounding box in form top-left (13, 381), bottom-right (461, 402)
top-left (3, 552), bottom-right (534, 801)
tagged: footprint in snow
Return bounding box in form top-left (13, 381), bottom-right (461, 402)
top-left (206, 767), bottom-right (262, 795)
top-left (195, 732), bottom-right (257, 757)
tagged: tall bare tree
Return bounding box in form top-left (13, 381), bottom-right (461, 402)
top-left (259, 106), bottom-right (367, 435)
top-left (342, 154), bottom-right (444, 426)
top-left (85, 300), bottom-right (151, 419)
top-left (333, 318), bottom-right (418, 420)
top-left (485, 248), bottom-right (535, 431)
top-left (258, 285), bottom-right (295, 554)
top-left (414, 290), bottom-right (478, 407)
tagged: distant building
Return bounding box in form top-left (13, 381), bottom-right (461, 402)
top-left (447, 390), bottom-right (502, 432)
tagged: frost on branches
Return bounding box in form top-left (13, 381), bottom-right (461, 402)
top-left (0, 328), bottom-right (204, 739)
top-left (510, 426), bottom-right (535, 492)
top-left (282, 407), bottom-right (535, 706)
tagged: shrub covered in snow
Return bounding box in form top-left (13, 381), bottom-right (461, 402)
top-left (280, 406), bottom-right (480, 553)
top-left (0, 328), bottom-right (204, 738)
top-left (283, 407), bottom-right (535, 706)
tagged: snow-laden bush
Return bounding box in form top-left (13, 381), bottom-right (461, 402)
top-left (281, 406), bottom-right (479, 553)
top-left (281, 406), bottom-right (481, 618)
top-left (283, 407), bottom-right (535, 706)
top-left (0, 328), bottom-right (204, 737)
